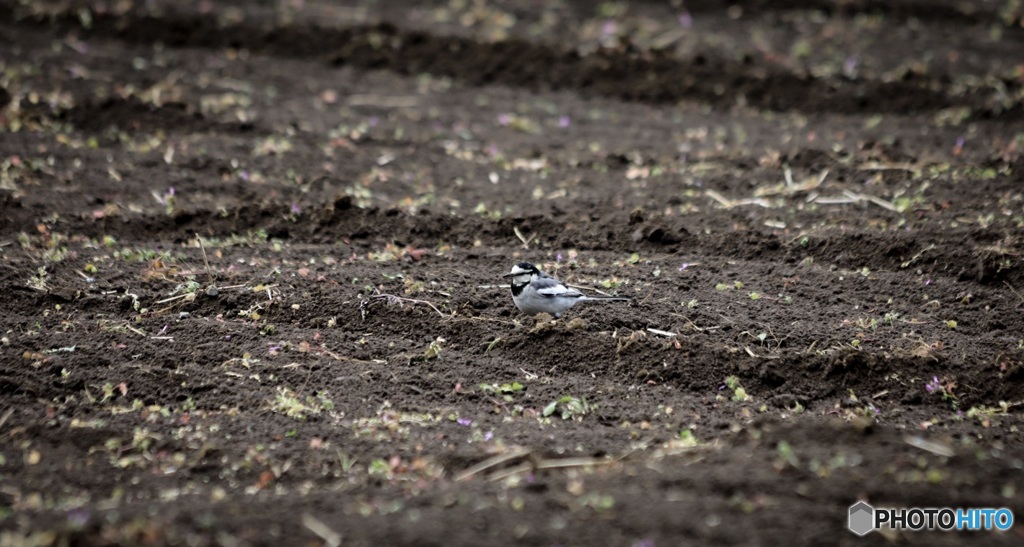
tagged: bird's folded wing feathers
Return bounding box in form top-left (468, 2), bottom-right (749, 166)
top-left (533, 277), bottom-right (583, 298)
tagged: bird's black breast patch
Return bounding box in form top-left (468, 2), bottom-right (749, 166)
top-left (510, 281), bottom-right (528, 296)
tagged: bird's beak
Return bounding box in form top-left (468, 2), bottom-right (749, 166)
top-left (501, 271), bottom-right (515, 278)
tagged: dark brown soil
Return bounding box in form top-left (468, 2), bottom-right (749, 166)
top-left (2, 1), bottom-right (1023, 545)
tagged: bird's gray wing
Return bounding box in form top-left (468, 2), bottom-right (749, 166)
top-left (533, 277), bottom-right (583, 298)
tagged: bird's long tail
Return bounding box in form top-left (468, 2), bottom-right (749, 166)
top-left (580, 296), bottom-right (630, 303)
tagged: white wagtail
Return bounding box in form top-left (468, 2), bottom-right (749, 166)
top-left (502, 262), bottom-right (629, 317)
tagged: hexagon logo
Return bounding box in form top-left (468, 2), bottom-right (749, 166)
top-left (848, 502), bottom-right (875, 536)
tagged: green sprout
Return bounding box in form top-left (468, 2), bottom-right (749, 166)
top-left (271, 388), bottom-right (334, 420)
top-left (677, 428), bottom-right (701, 447)
top-left (368, 458), bottom-right (392, 479)
top-left (724, 376), bottom-right (750, 402)
top-left (543, 395), bottom-right (592, 420)
top-left (776, 441), bottom-right (799, 468)
top-left (415, 337), bottom-right (445, 362)
top-left (480, 382), bottom-right (525, 402)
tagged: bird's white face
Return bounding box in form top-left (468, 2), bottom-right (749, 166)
top-left (505, 264), bottom-right (536, 285)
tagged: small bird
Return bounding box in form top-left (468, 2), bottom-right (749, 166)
top-left (502, 262), bottom-right (629, 317)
